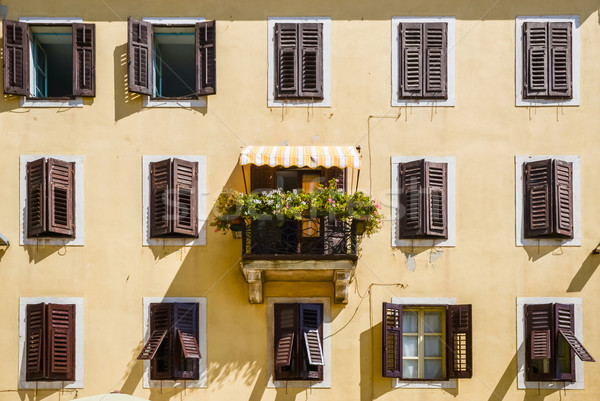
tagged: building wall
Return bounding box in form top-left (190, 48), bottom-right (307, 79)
top-left (0, 0), bottom-right (598, 400)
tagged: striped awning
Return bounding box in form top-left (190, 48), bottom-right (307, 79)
top-left (240, 146), bottom-right (361, 169)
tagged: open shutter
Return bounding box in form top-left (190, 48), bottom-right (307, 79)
top-left (523, 22), bottom-right (549, 98)
top-left (423, 23), bottom-right (447, 99)
top-left (548, 22), bottom-right (572, 98)
top-left (523, 159), bottom-right (552, 238)
top-left (196, 20), bottom-right (216, 96)
top-left (172, 159), bottom-right (198, 237)
top-left (446, 304), bottom-right (472, 379)
top-left (149, 159), bottom-right (171, 237)
top-left (399, 159), bottom-right (425, 238)
top-left (173, 303), bottom-right (200, 379)
top-left (27, 158), bottom-right (47, 237)
top-left (3, 20), bottom-right (28, 95)
top-left (47, 303), bottom-right (75, 381)
top-left (178, 330), bottom-right (201, 359)
top-left (555, 304), bottom-right (594, 363)
top-left (301, 303), bottom-right (324, 366)
top-left (382, 302), bottom-right (402, 378)
top-left (25, 303), bottom-right (46, 381)
top-left (250, 165), bottom-right (277, 192)
top-left (72, 23), bottom-right (95, 97)
top-left (128, 17), bottom-right (153, 95)
top-left (553, 160), bottom-right (573, 238)
top-left (274, 303), bottom-right (298, 377)
top-left (399, 23), bottom-right (423, 98)
top-left (149, 303), bottom-right (173, 380)
top-left (275, 23), bottom-right (298, 98)
top-left (424, 161), bottom-right (447, 238)
top-left (298, 23), bottom-right (323, 99)
top-left (138, 329), bottom-right (168, 360)
top-left (47, 158), bottom-right (75, 236)
top-left (525, 303), bottom-right (553, 381)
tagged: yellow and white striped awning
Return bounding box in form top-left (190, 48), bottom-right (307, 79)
top-left (240, 146), bottom-right (361, 169)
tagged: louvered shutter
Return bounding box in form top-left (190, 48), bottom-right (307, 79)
top-left (196, 20), bottom-right (216, 96)
top-left (251, 165), bottom-right (277, 192)
top-left (555, 303), bottom-right (594, 364)
top-left (172, 159), bottom-right (198, 237)
top-left (149, 303), bottom-right (173, 380)
top-left (149, 159), bottom-right (171, 237)
top-left (525, 303), bottom-right (553, 381)
top-left (382, 302), bottom-right (402, 378)
top-left (172, 303), bottom-right (200, 379)
top-left (424, 161), bottom-right (447, 238)
top-left (3, 20), bottom-right (28, 95)
top-left (128, 17), bottom-right (153, 95)
top-left (274, 303), bottom-right (298, 379)
top-left (446, 304), bottom-right (472, 379)
top-left (138, 329), bottom-right (168, 360)
top-left (298, 23), bottom-right (323, 99)
top-left (47, 158), bottom-right (75, 236)
top-left (72, 23), bottom-right (95, 97)
top-left (548, 22), bottom-right (572, 98)
top-left (553, 160), bottom-right (573, 238)
top-left (300, 303), bottom-right (323, 380)
top-left (523, 22), bottom-right (549, 98)
top-left (47, 304), bottom-right (75, 381)
top-left (423, 23), bottom-right (447, 99)
top-left (27, 158), bottom-right (47, 237)
top-left (399, 23), bottom-right (423, 98)
top-left (399, 159), bottom-right (425, 238)
top-left (275, 23), bottom-right (298, 98)
top-left (523, 159), bottom-right (552, 238)
top-left (25, 303), bottom-right (46, 381)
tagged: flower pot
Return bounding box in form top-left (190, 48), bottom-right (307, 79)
top-left (353, 218), bottom-right (368, 235)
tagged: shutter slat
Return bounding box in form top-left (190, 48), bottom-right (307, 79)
top-left (3, 20), bottom-right (29, 95)
top-left (178, 330), bottom-right (201, 359)
top-left (149, 159), bottom-right (172, 237)
top-left (423, 23), bottom-right (447, 99)
top-left (446, 304), bottom-right (472, 378)
top-left (128, 17), bottom-right (153, 95)
top-left (275, 332), bottom-right (294, 367)
top-left (524, 159), bottom-right (552, 237)
top-left (553, 160), bottom-right (573, 238)
top-left (303, 330), bottom-right (324, 365)
top-left (298, 23), bottom-right (323, 99)
top-left (196, 20), bottom-right (216, 96)
top-left (399, 23), bottom-right (423, 97)
top-left (548, 22), bottom-right (572, 98)
top-left (72, 23), bottom-right (95, 96)
top-left (558, 329), bottom-right (595, 362)
top-left (382, 302), bottom-right (402, 378)
top-left (137, 329), bottom-right (168, 360)
top-left (172, 159), bottom-right (198, 237)
top-left (26, 303), bottom-right (46, 380)
top-left (47, 304), bottom-right (75, 381)
top-left (27, 158), bottom-right (47, 237)
top-left (47, 158), bottom-right (75, 236)
top-left (399, 159), bottom-right (425, 238)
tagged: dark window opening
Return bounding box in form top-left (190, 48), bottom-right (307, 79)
top-left (153, 27), bottom-right (196, 99)
top-left (30, 26), bottom-right (73, 98)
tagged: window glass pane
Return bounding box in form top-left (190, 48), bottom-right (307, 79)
top-left (402, 335), bottom-right (418, 357)
top-left (402, 360), bottom-right (418, 379)
top-left (424, 359), bottom-right (443, 379)
top-left (424, 311), bottom-right (442, 333)
top-left (403, 311), bottom-right (418, 333)
top-left (424, 335), bottom-right (443, 357)
top-left (557, 335), bottom-right (571, 374)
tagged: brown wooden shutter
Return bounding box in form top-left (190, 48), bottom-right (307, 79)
top-left (128, 17), bottom-right (153, 95)
top-left (399, 159), bottom-right (425, 238)
top-left (138, 329), bottom-right (168, 360)
top-left (399, 23), bottom-right (423, 98)
top-left (298, 23), bottom-right (323, 99)
top-left (523, 22), bottom-right (549, 98)
top-left (47, 303), bottom-right (75, 381)
top-left (525, 303), bottom-right (553, 381)
top-left (150, 303), bottom-right (173, 380)
top-left (553, 160), bottom-right (573, 238)
top-left (173, 303), bottom-right (200, 379)
top-left (523, 159), bottom-right (552, 238)
top-left (25, 303), bottom-right (46, 381)
top-left (446, 304), bottom-right (472, 379)
top-left (196, 20), bottom-right (216, 96)
top-left (274, 303), bottom-right (299, 379)
top-left (47, 158), bottom-right (75, 236)
top-left (172, 159), bottom-right (198, 237)
top-left (423, 23), bottom-right (448, 99)
top-left (555, 303), bottom-right (594, 363)
top-left (178, 330), bottom-right (201, 359)
top-left (27, 158), bottom-right (47, 237)
top-left (3, 20), bottom-right (29, 95)
top-left (275, 23), bottom-right (298, 98)
top-left (301, 303), bottom-right (324, 367)
top-left (251, 165), bottom-right (277, 192)
top-left (149, 159), bottom-right (171, 237)
top-left (548, 22), bottom-right (572, 98)
top-left (424, 161), bottom-right (447, 238)
top-left (382, 302), bottom-right (402, 378)
top-left (72, 23), bottom-right (95, 97)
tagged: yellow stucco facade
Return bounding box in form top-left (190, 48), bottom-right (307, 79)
top-left (0, 0), bottom-right (599, 400)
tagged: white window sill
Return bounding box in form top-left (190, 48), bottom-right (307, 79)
top-left (143, 97), bottom-right (206, 108)
top-left (21, 98), bottom-right (83, 108)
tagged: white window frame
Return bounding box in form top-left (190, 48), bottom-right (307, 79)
top-left (515, 155), bottom-right (581, 246)
top-left (267, 297), bottom-right (331, 388)
top-left (20, 155), bottom-right (85, 246)
top-left (142, 155), bottom-right (207, 246)
top-left (267, 17), bottom-right (331, 108)
top-left (142, 297), bottom-right (207, 388)
top-left (141, 18), bottom-right (207, 108)
top-left (516, 16), bottom-right (580, 107)
top-left (18, 297), bottom-right (84, 389)
top-left (391, 17), bottom-right (455, 107)
top-left (516, 297), bottom-right (585, 389)
top-left (391, 156), bottom-right (456, 247)
top-left (390, 297), bottom-right (456, 388)
top-left (19, 17), bottom-right (84, 108)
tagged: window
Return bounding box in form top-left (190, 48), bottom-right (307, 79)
top-left (3, 19), bottom-right (95, 106)
top-left (516, 16), bottom-right (580, 106)
top-left (251, 165), bottom-right (345, 192)
top-left (392, 17), bottom-right (455, 107)
top-left (128, 17), bottom-right (215, 107)
top-left (268, 17), bottom-right (331, 107)
top-left (382, 302), bottom-right (472, 384)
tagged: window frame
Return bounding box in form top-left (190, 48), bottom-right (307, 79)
top-left (516, 16), bottom-right (580, 107)
top-left (18, 297), bottom-right (84, 389)
top-left (391, 17), bottom-right (455, 107)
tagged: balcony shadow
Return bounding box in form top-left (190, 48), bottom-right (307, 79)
top-left (0, 247), bottom-right (8, 263)
top-left (522, 245), bottom-right (560, 262)
top-left (567, 249), bottom-right (600, 292)
top-left (485, 352), bottom-right (517, 401)
top-left (114, 43), bottom-right (143, 122)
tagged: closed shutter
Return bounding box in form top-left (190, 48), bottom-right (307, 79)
top-left (274, 303), bottom-right (299, 379)
top-left (275, 23), bottom-right (298, 98)
top-left (399, 23), bottom-right (423, 98)
top-left (399, 159), bottom-right (425, 238)
top-left (25, 303), bottom-right (46, 381)
top-left (423, 23), bottom-right (447, 99)
top-left (446, 304), bottom-right (472, 379)
top-left (196, 20), bottom-right (216, 96)
top-left (72, 23), bottom-right (96, 97)
top-left (172, 159), bottom-right (198, 237)
top-left (523, 159), bottom-right (552, 238)
top-left (525, 303), bottom-right (553, 381)
top-left (424, 161), bottom-right (447, 238)
top-left (47, 158), bottom-right (75, 236)
top-left (523, 22), bottom-right (548, 98)
top-left (128, 17), bottom-right (153, 95)
top-left (47, 304), bottom-right (75, 381)
top-left (149, 159), bottom-right (171, 237)
top-left (301, 303), bottom-right (324, 366)
top-left (555, 303), bottom-right (594, 363)
top-left (548, 22), bottom-right (572, 98)
top-left (173, 303), bottom-right (200, 379)
top-left (553, 160), bottom-right (573, 238)
top-left (150, 303), bottom-right (173, 380)
top-left (3, 20), bottom-right (29, 95)
top-left (27, 158), bottom-right (47, 237)
top-left (298, 23), bottom-right (323, 99)
top-left (382, 302), bottom-right (402, 378)
top-left (250, 165), bottom-right (277, 192)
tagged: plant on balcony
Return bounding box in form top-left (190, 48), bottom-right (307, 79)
top-left (211, 179), bottom-right (383, 237)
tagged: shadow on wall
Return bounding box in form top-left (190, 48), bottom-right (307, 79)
top-left (522, 245), bottom-right (561, 262)
top-left (567, 249), bottom-right (600, 292)
top-left (114, 43), bottom-right (142, 122)
top-left (485, 352), bottom-right (517, 401)
top-left (17, 389), bottom-right (77, 401)
top-left (23, 245), bottom-right (67, 264)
